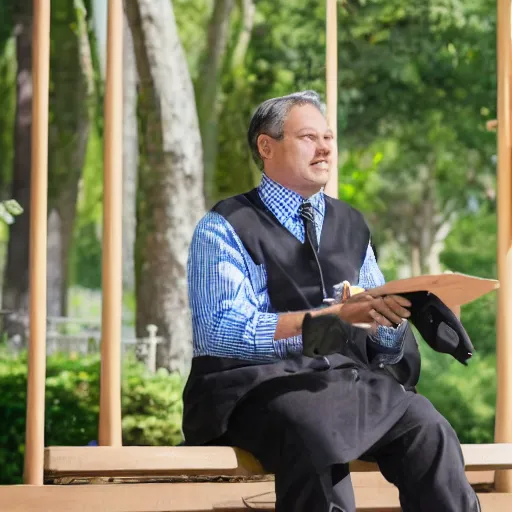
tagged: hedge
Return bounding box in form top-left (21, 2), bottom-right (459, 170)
top-left (0, 349), bottom-right (184, 484)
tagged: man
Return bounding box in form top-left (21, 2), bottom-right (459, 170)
top-left (182, 91), bottom-right (479, 511)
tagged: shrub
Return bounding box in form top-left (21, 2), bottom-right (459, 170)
top-left (0, 350), bottom-right (184, 484)
top-left (417, 346), bottom-right (496, 444)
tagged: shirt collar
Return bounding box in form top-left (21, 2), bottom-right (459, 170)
top-left (257, 174), bottom-right (325, 225)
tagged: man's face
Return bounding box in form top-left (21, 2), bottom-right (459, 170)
top-left (258, 103), bottom-right (335, 197)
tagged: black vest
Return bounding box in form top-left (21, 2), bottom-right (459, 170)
top-left (182, 189), bottom-right (421, 445)
top-left (213, 189), bottom-right (369, 310)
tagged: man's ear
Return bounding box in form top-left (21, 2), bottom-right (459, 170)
top-left (257, 134), bottom-right (273, 161)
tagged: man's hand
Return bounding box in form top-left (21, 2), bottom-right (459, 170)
top-left (337, 293), bottom-right (412, 328)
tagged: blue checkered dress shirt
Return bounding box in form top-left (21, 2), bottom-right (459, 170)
top-left (187, 174), bottom-right (406, 363)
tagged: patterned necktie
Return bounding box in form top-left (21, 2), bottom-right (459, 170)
top-left (298, 201), bottom-right (330, 301)
top-left (299, 201), bottom-right (319, 252)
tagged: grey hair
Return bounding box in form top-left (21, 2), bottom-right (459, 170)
top-left (247, 90), bottom-right (326, 169)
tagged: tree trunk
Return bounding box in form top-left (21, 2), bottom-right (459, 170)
top-left (56, 181), bottom-right (83, 317)
top-left (46, 0), bottom-right (94, 317)
top-left (2, 3), bottom-right (33, 340)
top-left (411, 243), bottom-right (422, 277)
top-left (46, 210), bottom-right (62, 317)
top-left (122, 10), bottom-right (138, 295)
top-left (126, 0), bottom-right (205, 375)
top-left (231, 0), bottom-right (256, 71)
top-left (197, 0), bottom-right (235, 207)
top-left (427, 219), bottom-right (453, 275)
top-left (210, 0), bottom-right (256, 204)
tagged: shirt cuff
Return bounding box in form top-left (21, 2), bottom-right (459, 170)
top-left (369, 320), bottom-right (408, 348)
top-left (368, 321), bottom-right (408, 365)
top-left (256, 312), bottom-right (304, 359)
top-left (253, 312), bottom-right (282, 360)
top-left (274, 335), bottom-right (303, 358)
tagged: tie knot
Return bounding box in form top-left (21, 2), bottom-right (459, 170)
top-left (299, 202), bottom-right (315, 223)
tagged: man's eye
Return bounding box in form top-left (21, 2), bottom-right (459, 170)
top-left (303, 134), bottom-right (315, 140)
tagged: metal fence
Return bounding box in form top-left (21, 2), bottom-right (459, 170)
top-left (4, 316), bottom-right (164, 373)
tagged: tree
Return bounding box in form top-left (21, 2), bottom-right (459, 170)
top-left (46, 0), bottom-right (96, 317)
top-left (196, 0), bottom-right (235, 207)
top-left (440, 202), bottom-right (498, 355)
top-left (1, 1), bottom-right (98, 330)
top-left (122, 8), bottom-right (138, 296)
top-left (0, 4), bottom-right (16, 202)
top-left (335, 0), bottom-right (496, 275)
top-left (125, 0), bottom-right (205, 375)
top-left (2, 1), bottom-right (33, 339)
top-left (196, 0), bottom-right (256, 207)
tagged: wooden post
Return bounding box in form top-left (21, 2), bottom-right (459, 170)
top-left (23, 0), bottom-right (51, 486)
top-left (495, 0), bottom-right (512, 493)
top-left (98, 0), bottom-right (123, 447)
top-left (324, 0), bottom-right (338, 198)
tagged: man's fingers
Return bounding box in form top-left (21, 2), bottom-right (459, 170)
top-left (387, 294), bottom-right (412, 308)
top-left (383, 296), bottom-right (411, 318)
top-left (369, 308), bottom-right (393, 327)
top-left (372, 297), bottom-right (404, 325)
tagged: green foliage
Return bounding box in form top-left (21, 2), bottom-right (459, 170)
top-left (417, 202), bottom-right (498, 442)
top-left (173, 0), bottom-right (212, 79)
top-left (0, 350), bottom-right (185, 484)
top-left (441, 204), bottom-right (497, 279)
top-left (69, 122), bottom-right (103, 289)
top-left (0, 3), bottom-right (14, 52)
top-left (441, 204), bottom-right (498, 355)
top-left (122, 358), bottom-right (184, 446)
top-left (418, 348), bottom-right (496, 443)
top-left (0, 199), bottom-right (23, 225)
top-left (48, 0), bottom-right (96, 205)
top-left (0, 35), bottom-right (15, 198)
top-left (70, 221), bottom-right (102, 289)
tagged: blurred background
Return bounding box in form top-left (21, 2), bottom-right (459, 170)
top-left (0, 0), bottom-right (499, 483)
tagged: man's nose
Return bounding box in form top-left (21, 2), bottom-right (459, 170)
top-left (317, 137), bottom-right (331, 153)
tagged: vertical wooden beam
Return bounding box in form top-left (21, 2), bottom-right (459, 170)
top-left (23, 0), bottom-right (51, 486)
top-left (495, 0), bottom-right (512, 493)
top-left (324, 0), bottom-right (338, 198)
top-left (99, 0), bottom-right (123, 447)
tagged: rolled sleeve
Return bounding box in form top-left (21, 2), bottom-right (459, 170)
top-left (188, 212), bottom-right (284, 362)
top-left (274, 334), bottom-right (303, 358)
top-left (357, 242), bottom-right (407, 362)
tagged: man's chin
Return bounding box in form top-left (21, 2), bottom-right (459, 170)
top-left (309, 170), bottom-right (330, 185)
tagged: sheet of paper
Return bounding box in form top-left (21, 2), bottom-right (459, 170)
top-left (366, 273), bottom-right (499, 307)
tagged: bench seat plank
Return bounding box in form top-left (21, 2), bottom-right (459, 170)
top-left (44, 446), bottom-right (265, 477)
top-left (44, 444), bottom-right (512, 478)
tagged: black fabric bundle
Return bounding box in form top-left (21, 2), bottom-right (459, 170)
top-left (302, 292), bottom-right (474, 365)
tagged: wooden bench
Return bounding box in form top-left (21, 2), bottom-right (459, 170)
top-left (44, 443), bottom-right (512, 481)
top-left (35, 443), bottom-right (512, 510)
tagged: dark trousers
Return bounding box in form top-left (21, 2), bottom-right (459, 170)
top-left (225, 393), bottom-right (480, 512)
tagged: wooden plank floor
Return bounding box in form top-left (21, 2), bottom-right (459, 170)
top-left (0, 482), bottom-right (271, 512)
top-left (213, 493), bottom-right (512, 512)
top-left (1, 482), bottom-right (511, 512)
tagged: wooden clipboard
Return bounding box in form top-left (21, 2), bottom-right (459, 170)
top-left (366, 272), bottom-right (499, 308)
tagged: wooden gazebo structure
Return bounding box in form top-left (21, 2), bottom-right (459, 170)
top-left (1, 0), bottom-right (512, 510)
